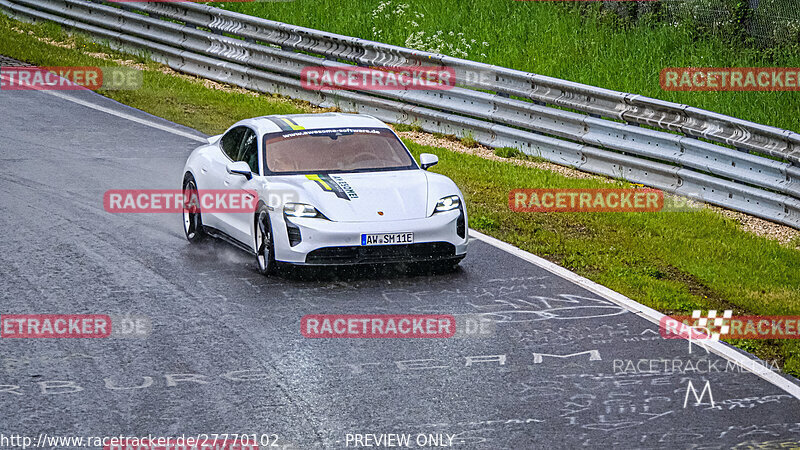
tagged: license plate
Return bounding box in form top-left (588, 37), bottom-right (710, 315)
top-left (361, 232), bottom-right (414, 246)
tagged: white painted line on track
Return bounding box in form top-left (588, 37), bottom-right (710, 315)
top-left (469, 229), bottom-right (800, 401)
top-left (40, 89), bottom-right (207, 142)
top-left (2, 71), bottom-right (204, 142)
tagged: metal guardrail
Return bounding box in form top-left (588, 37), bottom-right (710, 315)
top-left (2, 0), bottom-right (799, 228)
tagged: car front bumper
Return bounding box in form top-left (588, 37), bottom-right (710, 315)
top-left (273, 208), bottom-right (468, 265)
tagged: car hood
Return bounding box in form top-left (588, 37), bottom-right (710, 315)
top-left (279, 170), bottom-right (429, 222)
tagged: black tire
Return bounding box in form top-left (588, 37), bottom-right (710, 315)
top-left (182, 174), bottom-right (205, 243)
top-left (254, 204), bottom-right (277, 275)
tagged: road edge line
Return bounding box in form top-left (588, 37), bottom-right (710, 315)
top-left (36, 88), bottom-right (206, 143)
top-left (468, 228), bottom-right (800, 401)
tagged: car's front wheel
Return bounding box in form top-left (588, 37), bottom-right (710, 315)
top-left (255, 205), bottom-right (277, 275)
top-left (182, 174), bottom-right (205, 243)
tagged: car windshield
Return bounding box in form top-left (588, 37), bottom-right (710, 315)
top-left (263, 127), bottom-right (417, 174)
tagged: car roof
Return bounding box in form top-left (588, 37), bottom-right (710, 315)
top-left (235, 113), bottom-right (391, 136)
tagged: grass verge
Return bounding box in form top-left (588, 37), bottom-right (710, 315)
top-left (2, 15), bottom-right (799, 375)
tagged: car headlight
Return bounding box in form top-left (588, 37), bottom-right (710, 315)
top-left (284, 203), bottom-right (322, 218)
top-left (434, 195), bottom-right (461, 213)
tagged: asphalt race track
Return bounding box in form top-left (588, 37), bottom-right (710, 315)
top-left (2, 85), bottom-right (800, 449)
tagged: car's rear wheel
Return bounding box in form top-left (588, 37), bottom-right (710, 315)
top-left (255, 205), bottom-right (277, 275)
top-left (182, 175), bottom-right (205, 243)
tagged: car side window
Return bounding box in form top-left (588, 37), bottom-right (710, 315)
top-left (237, 129), bottom-right (259, 174)
top-left (220, 126), bottom-right (246, 161)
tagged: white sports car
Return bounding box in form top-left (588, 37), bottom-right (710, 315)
top-left (182, 113), bottom-right (468, 274)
